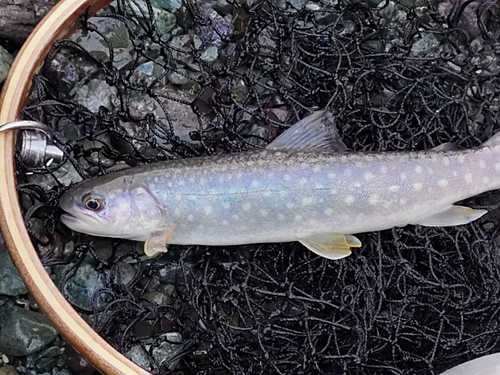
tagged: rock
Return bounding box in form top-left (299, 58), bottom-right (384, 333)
top-left (70, 18), bottom-right (133, 71)
top-left (152, 0), bottom-right (183, 12)
top-left (71, 78), bottom-right (118, 113)
top-left (61, 263), bottom-right (107, 311)
top-left (410, 33), bottom-right (440, 57)
top-left (0, 306), bottom-right (58, 356)
top-left (0, 0), bottom-right (57, 45)
top-left (151, 332), bottom-right (182, 370)
top-left (125, 345), bottom-right (151, 370)
top-left (0, 365), bottom-right (19, 375)
top-left (130, 61), bottom-right (166, 87)
top-left (0, 45), bottom-right (13, 85)
top-left (0, 252), bottom-right (28, 296)
top-left (126, 0), bottom-right (177, 34)
top-left (199, 45), bottom-right (218, 63)
top-left (167, 68), bottom-right (190, 85)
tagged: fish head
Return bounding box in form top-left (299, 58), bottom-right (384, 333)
top-left (59, 180), bottom-right (164, 241)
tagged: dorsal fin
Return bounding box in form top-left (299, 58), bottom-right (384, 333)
top-left (267, 111), bottom-right (347, 152)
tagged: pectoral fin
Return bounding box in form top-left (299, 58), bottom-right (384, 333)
top-left (299, 233), bottom-right (361, 260)
top-left (414, 205), bottom-right (487, 227)
top-left (144, 226), bottom-right (175, 257)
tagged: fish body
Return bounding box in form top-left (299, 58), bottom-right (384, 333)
top-left (59, 112), bottom-right (496, 259)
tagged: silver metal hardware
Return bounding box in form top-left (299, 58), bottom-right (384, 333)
top-left (0, 121), bottom-right (64, 168)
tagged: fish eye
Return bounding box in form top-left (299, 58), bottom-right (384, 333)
top-left (83, 195), bottom-right (103, 211)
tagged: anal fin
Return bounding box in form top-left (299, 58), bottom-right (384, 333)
top-left (299, 233), bottom-right (361, 260)
top-left (144, 226), bottom-right (175, 257)
top-left (414, 205), bottom-right (487, 227)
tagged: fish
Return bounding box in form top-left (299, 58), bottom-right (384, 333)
top-left (59, 110), bottom-right (498, 259)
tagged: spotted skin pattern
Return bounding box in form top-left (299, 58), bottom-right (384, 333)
top-left (59, 144), bottom-right (498, 251)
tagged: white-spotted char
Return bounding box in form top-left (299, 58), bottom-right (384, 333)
top-left (59, 111), bottom-right (496, 259)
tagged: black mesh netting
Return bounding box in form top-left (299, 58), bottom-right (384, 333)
top-left (13, 0), bottom-right (500, 373)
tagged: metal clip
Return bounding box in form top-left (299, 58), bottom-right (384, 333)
top-left (0, 121), bottom-right (64, 168)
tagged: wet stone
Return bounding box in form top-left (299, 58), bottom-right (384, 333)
top-left (33, 346), bottom-right (63, 373)
top-left (27, 161), bottom-right (83, 190)
top-left (411, 33), bottom-right (440, 57)
top-left (71, 78), bottom-right (118, 113)
top-left (61, 263), bottom-right (107, 311)
top-left (167, 67), bottom-right (189, 85)
top-left (152, 0), bottom-right (182, 11)
top-left (0, 45), bottom-right (14, 85)
top-left (130, 60), bottom-right (166, 87)
top-left (0, 306), bottom-right (58, 356)
top-left (0, 366), bottom-right (19, 375)
top-left (200, 45), bottom-right (218, 63)
top-left (71, 17), bottom-right (133, 70)
top-left (125, 345), bottom-right (151, 370)
top-left (127, 1), bottom-right (177, 34)
top-left (152, 332), bottom-right (182, 370)
top-left (0, 252), bottom-right (28, 296)
top-left (114, 262), bottom-right (138, 286)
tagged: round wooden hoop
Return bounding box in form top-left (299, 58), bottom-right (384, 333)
top-left (0, 1), bottom-right (150, 373)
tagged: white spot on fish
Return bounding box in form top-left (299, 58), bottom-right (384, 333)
top-left (204, 206), bottom-right (213, 215)
top-left (284, 174), bottom-right (291, 181)
top-left (345, 195), bottom-right (355, 205)
top-left (278, 213), bottom-right (285, 220)
top-left (188, 215), bottom-right (194, 222)
top-left (174, 208), bottom-right (181, 216)
top-left (495, 163), bottom-right (500, 171)
top-left (364, 172), bottom-right (375, 180)
top-left (400, 172), bottom-right (407, 180)
top-left (237, 173), bottom-right (243, 179)
top-left (324, 208), bottom-right (333, 216)
top-left (479, 160), bottom-right (486, 169)
top-left (380, 166), bottom-right (388, 174)
top-left (443, 157), bottom-right (450, 166)
top-left (178, 180), bottom-right (185, 186)
top-left (251, 180), bottom-right (260, 188)
top-left (313, 166), bottom-right (321, 173)
top-left (413, 183), bottom-right (422, 191)
top-left (389, 185), bottom-right (400, 192)
top-left (267, 172), bottom-right (275, 179)
top-left (200, 178), bottom-right (206, 184)
top-left (328, 173), bottom-right (336, 179)
top-left (464, 174), bottom-right (472, 184)
top-left (222, 220), bottom-right (229, 226)
top-left (438, 179), bottom-right (448, 188)
top-left (483, 176), bottom-right (490, 184)
top-left (368, 195), bottom-right (379, 205)
top-left (175, 194), bottom-right (182, 201)
top-left (263, 191), bottom-right (272, 197)
top-left (222, 202), bottom-right (230, 209)
top-left (314, 182), bottom-right (324, 189)
top-left (458, 155), bottom-right (465, 164)
top-left (232, 214), bottom-right (239, 220)
top-left (300, 177), bottom-right (308, 186)
top-left (286, 202), bottom-right (294, 209)
top-left (399, 198), bottom-right (407, 205)
top-left (415, 166), bottom-right (423, 174)
top-left (133, 187), bottom-right (145, 194)
top-left (302, 197), bottom-right (315, 206)
top-left (243, 203), bottom-right (251, 211)
top-left (260, 209), bottom-right (268, 217)
top-left (295, 215), bottom-right (303, 221)
top-left (353, 182), bottom-right (362, 188)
